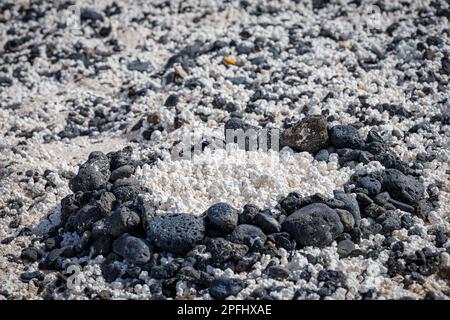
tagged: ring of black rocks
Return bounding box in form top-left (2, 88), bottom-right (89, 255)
top-left (24, 116), bottom-right (444, 300)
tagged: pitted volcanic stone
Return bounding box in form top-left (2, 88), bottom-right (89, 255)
top-left (147, 213), bottom-right (205, 255)
top-left (282, 203), bottom-right (343, 247)
top-left (206, 237), bottom-right (248, 264)
top-left (238, 204), bottom-right (260, 224)
top-left (111, 178), bottom-right (142, 202)
top-left (65, 205), bottom-right (103, 234)
top-left (356, 176), bottom-right (382, 196)
top-left (330, 125), bottom-right (364, 149)
top-left (281, 115), bottom-right (329, 153)
top-left (92, 205), bottom-right (141, 238)
top-left (206, 202), bottom-right (239, 234)
top-left (69, 151), bottom-right (110, 192)
top-left (381, 169), bottom-right (425, 206)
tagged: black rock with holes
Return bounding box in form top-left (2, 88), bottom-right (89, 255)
top-left (147, 213), bottom-right (205, 255)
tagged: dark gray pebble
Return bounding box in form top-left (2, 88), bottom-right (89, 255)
top-left (337, 240), bottom-right (355, 257)
top-left (282, 203), bottom-right (343, 247)
top-left (112, 234), bottom-right (151, 264)
top-left (206, 202), bottom-right (239, 234)
top-left (334, 191), bottom-right (361, 227)
top-left (227, 224), bottom-right (267, 247)
top-left (314, 149), bottom-right (329, 161)
top-left (65, 205), bottom-right (103, 234)
top-left (336, 209), bottom-right (355, 232)
top-left (209, 277), bottom-right (246, 299)
top-left (254, 212), bottom-right (281, 234)
top-left (110, 165), bottom-right (134, 182)
top-left (266, 265), bottom-right (291, 280)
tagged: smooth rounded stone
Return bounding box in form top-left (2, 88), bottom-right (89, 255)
top-left (254, 213), bottom-right (281, 234)
top-left (111, 178), bottom-right (142, 202)
top-left (164, 94), bottom-right (179, 107)
top-left (280, 115), bottom-right (329, 153)
top-left (69, 151), bottom-right (111, 192)
top-left (238, 204), bottom-right (260, 224)
top-left (265, 265), bottom-right (292, 280)
top-left (336, 209), bottom-right (355, 232)
top-left (206, 238), bottom-right (248, 264)
top-left (325, 198), bottom-right (347, 209)
top-left (282, 203), bottom-right (343, 248)
top-left (205, 202), bottom-right (239, 234)
top-left (381, 169), bottom-right (425, 205)
top-left (147, 213), bottom-right (205, 255)
top-left (314, 149), bottom-right (329, 162)
top-left (330, 125), bottom-right (364, 149)
top-left (112, 234), bottom-right (151, 264)
top-left (92, 206), bottom-right (141, 238)
top-left (337, 239), bottom-right (355, 257)
top-left (110, 165), bottom-right (134, 182)
top-left (65, 205), bottom-right (103, 233)
top-left (356, 176), bottom-right (382, 196)
top-left (333, 191), bottom-right (361, 227)
top-left (209, 277), bottom-right (246, 299)
top-left (227, 224), bottom-right (267, 247)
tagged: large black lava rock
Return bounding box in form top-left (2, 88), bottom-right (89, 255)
top-left (282, 203), bottom-right (343, 247)
top-left (147, 213), bottom-right (205, 255)
top-left (281, 115), bottom-right (329, 153)
top-left (330, 125), bottom-right (364, 149)
top-left (205, 202), bottom-right (239, 234)
top-left (382, 169), bottom-right (425, 206)
top-left (69, 151), bottom-right (110, 192)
